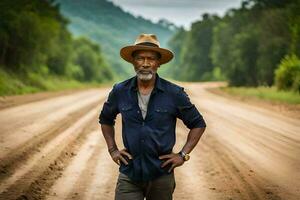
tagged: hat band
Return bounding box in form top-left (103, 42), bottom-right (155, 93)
top-left (136, 42), bottom-right (159, 47)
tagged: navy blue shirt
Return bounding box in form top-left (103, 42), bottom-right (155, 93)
top-left (99, 74), bottom-right (206, 182)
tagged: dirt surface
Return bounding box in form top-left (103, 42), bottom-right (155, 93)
top-left (0, 88), bottom-right (99, 110)
top-left (206, 84), bottom-right (300, 120)
top-left (0, 82), bottom-right (299, 200)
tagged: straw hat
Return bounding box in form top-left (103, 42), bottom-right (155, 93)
top-left (120, 33), bottom-right (174, 65)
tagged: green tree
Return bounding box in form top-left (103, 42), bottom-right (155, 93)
top-left (0, 0), bottom-right (114, 92)
top-left (179, 14), bottom-right (219, 81)
top-left (166, 27), bottom-right (187, 78)
top-left (72, 38), bottom-right (113, 82)
top-left (255, 8), bottom-right (291, 86)
top-left (228, 28), bottom-right (259, 86)
top-left (0, 0), bottom-right (70, 74)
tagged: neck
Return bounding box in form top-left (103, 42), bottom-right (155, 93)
top-left (137, 73), bottom-right (156, 91)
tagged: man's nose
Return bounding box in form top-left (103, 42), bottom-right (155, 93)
top-left (142, 59), bottom-right (151, 68)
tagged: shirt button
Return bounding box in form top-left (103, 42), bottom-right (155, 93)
top-left (137, 110), bottom-right (140, 113)
top-left (141, 139), bottom-right (145, 142)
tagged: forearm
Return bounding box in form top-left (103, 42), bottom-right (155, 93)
top-left (101, 124), bottom-right (118, 153)
top-left (181, 127), bottom-right (206, 154)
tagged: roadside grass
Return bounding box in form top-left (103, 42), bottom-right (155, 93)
top-left (220, 86), bottom-right (300, 105)
top-left (0, 68), bottom-right (112, 96)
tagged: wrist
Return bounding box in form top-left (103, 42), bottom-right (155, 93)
top-left (178, 150), bottom-right (190, 161)
top-left (108, 146), bottom-right (118, 155)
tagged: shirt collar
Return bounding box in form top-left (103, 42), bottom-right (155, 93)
top-left (129, 73), bottom-right (165, 92)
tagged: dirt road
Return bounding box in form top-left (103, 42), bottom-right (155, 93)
top-left (0, 83), bottom-right (299, 200)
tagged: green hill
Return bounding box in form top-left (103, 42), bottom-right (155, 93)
top-left (54, 0), bottom-right (176, 79)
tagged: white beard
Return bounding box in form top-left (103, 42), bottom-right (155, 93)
top-left (136, 70), bottom-right (154, 81)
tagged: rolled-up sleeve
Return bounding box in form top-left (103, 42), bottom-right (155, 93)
top-left (175, 87), bottom-right (206, 129)
top-left (99, 84), bottom-right (119, 126)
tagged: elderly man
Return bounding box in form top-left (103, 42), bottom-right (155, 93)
top-left (99, 33), bottom-right (206, 200)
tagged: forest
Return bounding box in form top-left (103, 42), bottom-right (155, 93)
top-left (167, 0), bottom-right (300, 92)
top-left (0, 0), bottom-right (114, 94)
top-left (0, 0), bottom-right (176, 95)
top-left (0, 0), bottom-right (299, 95)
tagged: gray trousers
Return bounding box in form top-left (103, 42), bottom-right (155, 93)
top-left (115, 172), bottom-right (176, 200)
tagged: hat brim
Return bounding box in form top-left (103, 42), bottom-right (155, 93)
top-left (120, 45), bottom-right (174, 65)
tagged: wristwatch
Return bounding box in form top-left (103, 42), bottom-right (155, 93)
top-left (179, 151), bottom-right (190, 161)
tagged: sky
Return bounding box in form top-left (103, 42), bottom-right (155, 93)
top-left (109, 0), bottom-right (243, 29)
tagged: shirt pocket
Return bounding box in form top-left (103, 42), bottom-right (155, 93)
top-left (120, 105), bottom-right (135, 121)
top-left (121, 105), bottom-right (133, 112)
top-left (154, 107), bottom-right (170, 127)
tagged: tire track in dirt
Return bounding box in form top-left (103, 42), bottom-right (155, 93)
top-left (44, 116), bottom-right (122, 200)
top-left (1, 83), bottom-right (299, 200)
top-left (45, 130), bottom-right (101, 200)
top-left (81, 147), bottom-right (118, 200)
top-left (70, 137), bottom-right (116, 200)
top-left (0, 88), bottom-right (95, 110)
top-left (0, 89), bottom-right (108, 159)
top-left (206, 138), bottom-right (282, 200)
top-left (78, 116), bottom-right (123, 200)
top-left (203, 111), bottom-right (299, 199)
top-left (0, 89), bottom-right (108, 200)
top-left (204, 136), bottom-right (280, 200)
top-left (15, 118), bottom-right (98, 200)
top-left (205, 107), bottom-right (300, 168)
top-left (172, 122), bottom-right (214, 200)
top-left (0, 101), bottom-right (99, 181)
top-left (185, 83), bottom-right (300, 200)
top-left (187, 84), bottom-right (299, 141)
top-left (0, 89), bottom-right (99, 135)
top-left (0, 107), bottom-right (99, 199)
top-left (45, 130), bottom-right (117, 200)
top-left (174, 120), bottom-right (266, 200)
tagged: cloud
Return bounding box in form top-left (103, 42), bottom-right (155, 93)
top-left (110, 0), bottom-right (242, 8)
top-left (109, 0), bottom-right (243, 28)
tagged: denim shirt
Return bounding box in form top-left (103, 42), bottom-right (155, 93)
top-left (99, 74), bottom-right (206, 182)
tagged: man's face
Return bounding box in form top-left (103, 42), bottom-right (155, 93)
top-left (132, 50), bottom-right (160, 82)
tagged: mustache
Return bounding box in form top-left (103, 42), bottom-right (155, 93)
top-left (136, 69), bottom-right (154, 74)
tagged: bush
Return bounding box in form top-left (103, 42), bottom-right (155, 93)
top-left (65, 64), bottom-right (84, 80)
top-left (275, 54), bottom-right (300, 93)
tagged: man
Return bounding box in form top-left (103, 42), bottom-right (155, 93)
top-left (99, 33), bottom-right (206, 200)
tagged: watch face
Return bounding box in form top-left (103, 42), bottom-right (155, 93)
top-left (184, 154), bottom-right (190, 161)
